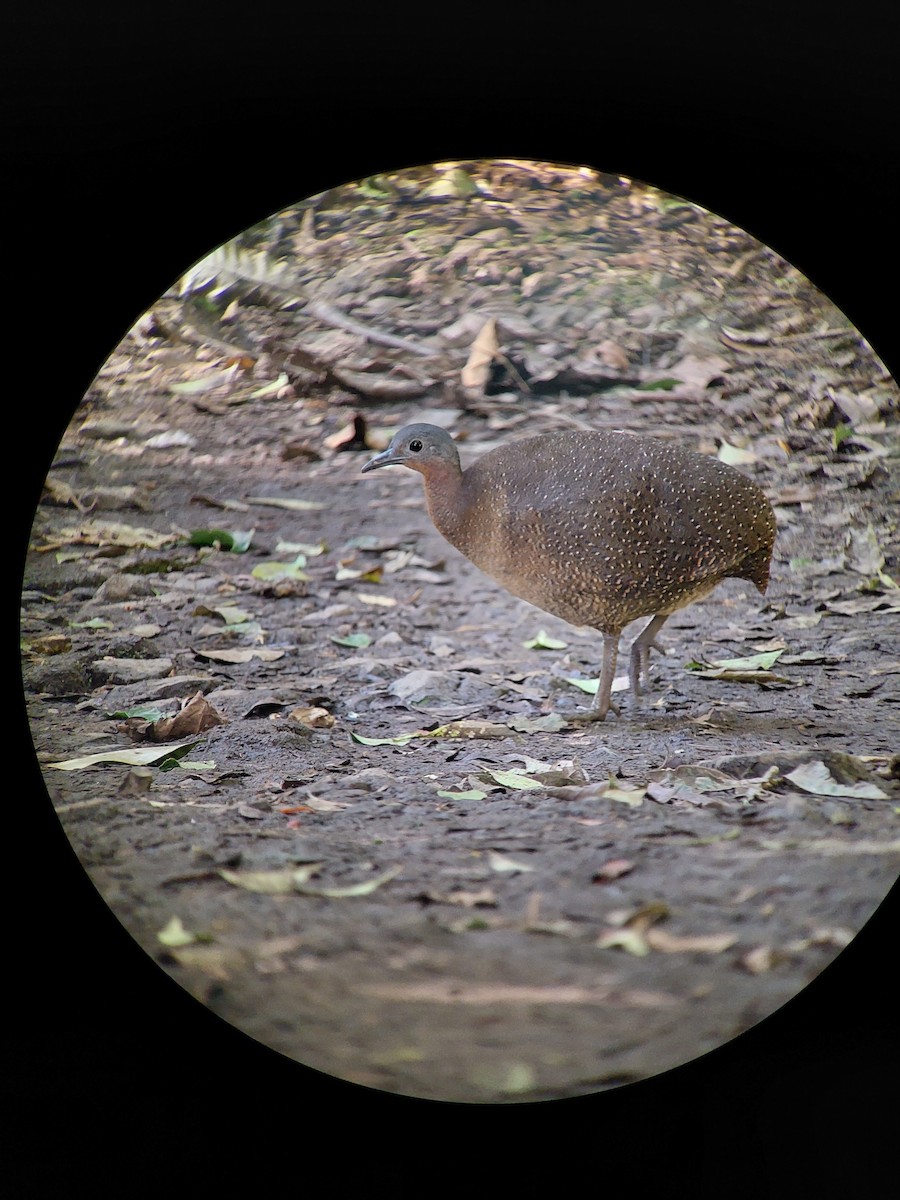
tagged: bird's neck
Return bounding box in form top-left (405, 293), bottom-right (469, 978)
top-left (421, 463), bottom-right (469, 548)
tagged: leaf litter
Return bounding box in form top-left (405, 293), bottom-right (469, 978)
top-left (26, 158), bottom-right (900, 1104)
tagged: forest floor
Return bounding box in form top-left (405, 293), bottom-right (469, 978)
top-left (23, 161), bottom-right (899, 1102)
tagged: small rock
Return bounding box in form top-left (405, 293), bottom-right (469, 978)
top-left (94, 574), bottom-right (157, 603)
top-left (91, 656), bottom-right (175, 684)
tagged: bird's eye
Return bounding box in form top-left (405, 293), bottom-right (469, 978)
top-left (409, 439), bottom-right (423, 453)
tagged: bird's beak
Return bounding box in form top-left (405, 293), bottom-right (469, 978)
top-left (361, 445), bottom-right (405, 473)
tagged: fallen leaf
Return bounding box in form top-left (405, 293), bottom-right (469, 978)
top-left (188, 528), bottom-right (255, 552)
top-left (487, 851), bottom-right (536, 874)
top-left (219, 864), bottom-right (325, 893)
top-left (689, 650), bottom-right (784, 672)
top-left (645, 929), bottom-right (738, 954)
top-left (237, 803), bottom-right (267, 820)
top-left (301, 794), bottom-right (347, 812)
top-left (36, 519), bottom-right (177, 552)
top-left (335, 565), bottom-right (383, 583)
top-left (251, 559), bottom-right (310, 582)
top-left (276, 539), bottom-right (327, 557)
top-left (431, 720), bottom-right (510, 740)
top-left (596, 928), bottom-right (651, 956)
top-left (741, 945), bottom-right (778, 974)
top-left (191, 494), bottom-right (251, 512)
top-left (157, 916), bottom-right (197, 947)
top-left (329, 633), bottom-right (372, 649)
top-left (596, 900), bottom-right (669, 954)
top-left (294, 865), bottom-right (402, 897)
top-left (844, 523), bottom-right (885, 576)
top-left (168, 944), bottom-right (244, 981)
top-left (592, 859), bottom-right (635, 883)
top-left (423, 888), bottom-right (497, 907)
top-left (288, 706), bottom-right (335, 730)
top-left (194, 648), bottom-right (285, 663)
top-left (436, 788), bottom-right (488, 800)
top-left (601, 778), bottom-right (646, 807)
top-left (825, 596), bottom-right (900, 616)
top-left (717, 441), bottom-right (757, 466)
top-left (47, 739), bottom-right (201, 770)
top-left (350, 731), bottom-right (422, 746)
top-left (140, 692), bottom-right (227, 741)
top-left (194, 604), bottom-right (254, 625)
top-left (159, 758), bottom-right (216, 773)
top-left (461, 318), bottom-right (499, 390)
top-left (245, 496), bottom-right (325, 511)
top-left (506, 713), bottom-right (568, 733)
top-left (565, 676), bottom-right (599, 694)
top-left (24, 633), bottom-right (72, 656)
top-left (523, 630), bottom-right (568, 650)
top-left (785, 760), bottom-right (888, 800)
top-left (477, 768), bottom-right (543, 791)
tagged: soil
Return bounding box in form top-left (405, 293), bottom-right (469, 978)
top-left (22, 162), bottom-right (899, 1104)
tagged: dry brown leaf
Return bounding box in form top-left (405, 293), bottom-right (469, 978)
top-left (592, 859), bottom-right (635, 883)
top-left (645, 929), bottom-right (738, 954)
top-left (289, 706), bottom-right (335, 729)
top-left (357, 981), bottom-right (677, 1007)
top-left (741, 945), bottom-right (779, 974)
top-left (25, 633), bottom-right (72, 656)
top-left (151, 692), bottom-right (227, 741)
top-left (461, 318), bottom-right (499, 389)
top-left (194, 648), bottom-right (285, 663)
top-left (42, 476), bottom-right (88, 510)
top-left (597, 339), bottom-right (630, 369)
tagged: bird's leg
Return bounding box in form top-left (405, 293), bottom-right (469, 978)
top-left (629, 613), bottom-right (669, 707)
top-left (569, 632), bottom-right (620, 722)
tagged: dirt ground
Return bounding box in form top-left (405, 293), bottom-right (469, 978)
top-left (22, 162), bottom-right (899, 1104)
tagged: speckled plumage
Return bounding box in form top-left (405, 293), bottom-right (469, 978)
top-left (362, 423), bottom-right (776, 720)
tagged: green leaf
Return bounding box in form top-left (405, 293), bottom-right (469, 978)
top-left (47, 739), bottom-right (201, 770)
top-left (219, 864), bottom-right (325, 893)
top-left (436, 789), bottom-right (487, 800)
top-left (691, 650), bottom-right (784, 671)
top-left (565, 676), bottom-right (599, 694)
top-left (194, 603), bottom-right (254, 625)
top-left (251, 558), bottom-right (311, 582)
top-left (330, 633), bottom-right (372, 648)
top-left (248, 372), bottom-right (289, 399)
top-left (107, 705), bottom-right (169, 721)
top-left (601, 777), bottom-right (646, 807)
top-left (158, 758), bottom-right (216, 773)
top-left (523, 629), bottom-right (568, 650)
top-left (169, 372), bottom-right (232, 395)
top-left (832, 422), bottom-right (854, 449)
top-left (188, 528), bottom-right (255, 552)
top-left (636, 378), bottom-right (680, 392)
top-left (157, 916), bottom-right (197, 947)
top-left (68, 617), bottom-right (113, 629)
top-left (478, 768), bottom-right (543, 791)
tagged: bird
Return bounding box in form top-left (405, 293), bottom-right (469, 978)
top-left (361, 423), bottom-right (776, 721)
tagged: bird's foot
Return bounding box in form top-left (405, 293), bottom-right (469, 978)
top-left (568, 699), bottom-right (620, 725)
